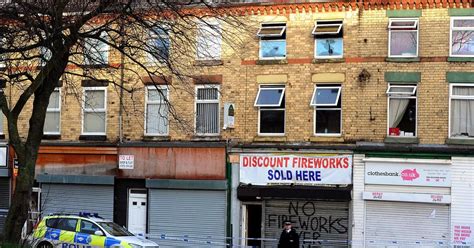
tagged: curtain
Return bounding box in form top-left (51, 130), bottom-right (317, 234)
top-left (389, 98), bottom-right (410, 128)
top-left (451, 87), bottom-right (474, 137)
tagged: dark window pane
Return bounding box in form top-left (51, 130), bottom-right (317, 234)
top-left (80, 220), bottom-right (101, 235)
top-left (388, 98), bottom-right (416, 136)
top-left (46, 218), bottom-right (59, 228)
top-left (316, 110), bottom-right (341, 134)
top-left (260, 109), bottom-right (284, 134)
top-left (256, 88), bottom-right (284, 106)
top-left (56, 218), bottom-right (78, 232)
top-left (315, 88), bottom-right (340, 105)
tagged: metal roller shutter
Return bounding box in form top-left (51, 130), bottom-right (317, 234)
top-left (365, 201), bottom-right (450, 247)
top-left (41, 184), bottom-right (113, 219)
top-left (148, 189), bottom-right (226, 247)
top-left (0, 178), bottom-right (10, 233)
top-left (263, 200), bottom-right (349, 248)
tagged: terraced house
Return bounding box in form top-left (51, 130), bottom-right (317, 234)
top-left (0, 0), bottom-right (473, 247)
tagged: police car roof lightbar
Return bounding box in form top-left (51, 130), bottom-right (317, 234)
top-left (79, 212), bottom-right (103, 218)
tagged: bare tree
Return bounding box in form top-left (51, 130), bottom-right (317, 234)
top-left (0, 0), bottom-right (246, 242)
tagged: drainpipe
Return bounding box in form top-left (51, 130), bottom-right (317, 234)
top-left (225, 140), bottom-right (232, 247)
top-left (118, 19), bottom-right (125, 143)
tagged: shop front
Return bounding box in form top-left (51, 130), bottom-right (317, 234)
top-left (235, 152), bottom-right (353, 248)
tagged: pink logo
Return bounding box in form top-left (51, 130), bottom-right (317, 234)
top-left (401, 169), bottom-right (420, 181)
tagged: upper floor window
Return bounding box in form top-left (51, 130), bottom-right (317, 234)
top-left (82, 87), bottom-right (107, 135)
top-left (387, 84), bottom-right (417, 137)
top-left (257, 23), bottom-right (286, 60)
top-left (196, 21), bottom-right (221, 60)
top-left (145, 86), bottom-right (169, 135)
top-left (0, 36), bottom-right (6, 69)
top-left (44, 88), bottom-right (61, 135)
top-left (450, 17), bottom-right (474, 57)
top-left (195, 85), bottom-right (220, 135)
top-left (310, 85), bottom-right (342, 135)
top-left (388, 18), bottom-right (418, 58)
top-left (450, 84), bottom-right (474, 138)
top-left (148, 27), bottom-right (170, 63)
top-left (255, 85), bottom-right (285, 135)
top-left (313, 20), bottom-right (343, 59)
top-left (39, 46), bottom-right (52, 67)
top-left (84, 32), bottom-right (109, 65)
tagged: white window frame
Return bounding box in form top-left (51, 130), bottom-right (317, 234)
top-left (310, 86), bottom-right (342, 107)
top-left (44, 88), bottom-right (61, 135)
top-left (39, 46), bottom-right (52, 67)
top-left (449, 17), bottom-right (474, 57)
top-left (386, 83), bottom-right (417, 137)
top-left (386, 85), bottom-right (418, 95)
top-left (196, 21), bottom-right (221, 60)
top-left (257, 84), bottom-right (285, 136)
top-left (311, 85), bottom-right (342, 136)
top-left (311, 21), bottom-right (343, 35)
top-left (82, 87), bottom-right (107, 135)
top-left (0, 36), bottom-right (6, 69)
top-left (144, 85), bottom-right (169, 136)
top-left (254, 86), bottom-right (286, 107)
top-left (258, 23), bottom-right (287, 60)
top-left (148, 27), bottom-right (171, 64)
top-left (84, 31), bottom-right (109, 65)
top-left (195, 84), bottom-right (220, 136)
top-left (388, 18), bottom-right (419, 58)
top-left (448, 83), bottom-right (474, 138)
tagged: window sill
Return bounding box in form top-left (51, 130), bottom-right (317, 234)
top-left (79, 135), bottom-right (107, 141)
top-left (312, 58), bottom-right (345, 63)
top-left (142, 135), bottom-right (171, 142)
top-left (256, 59), bottom-right (288, 65)
top-left (446, 138), bottom-right (474, 145)
top-left (309, 136), bottom-right (344, 143)
top-left (385, 57), bottom-right (420, 62)
top-left (194, 60), bottom-right (224, 66)
top-left (253, 135), bottom-right (287, 142)
top-left (192, 135), bottom-right (222, 141)
top-left (384, 136), bottom-right (419, 144)
top-left (42, 134), bottom-right (61, 140)
top-left (447, 57), bottom-right (474, 62)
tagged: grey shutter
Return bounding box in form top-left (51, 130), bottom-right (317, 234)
top-left (263, 200), bottom-right (349, 248)
top-left (148, 189), bottom-right (226, 247)
top-left (365, 201), bottom-right (450, 247)
top-left (41, 184), bottom-right (113, 219)
top-left (0, 178), bottom-right (9, 233)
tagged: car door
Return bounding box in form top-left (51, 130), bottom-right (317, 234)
top-left (43, 218), bottom-right (77, 246)
top-left (75, 219), bottom-right (107, 247)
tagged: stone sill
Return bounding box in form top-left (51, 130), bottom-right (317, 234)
top-left (385, 57), bottom-right (420, 62)
top-left (42, 134), bottom-right (61, 140)
top-left (194, 60), bottom-right (224, 66)
top-left (309, 136), bottom-right (344, 143)
top-left (384, 136), bottom-right (419, 144)
top-left (79, 135), bottom-right (107, 141)
top-left (447, 57), bottom-right (474, 62)
top-left (253, 135), bottom-right (287, 142)
top-left (192, 135), bottom-right (222, 141)
top-left (312, 58), bottom-right (345, 63)
top-left (256, 59), bottom-right (288, 65)
top-left (142, 135), bottom-right (171, 142)
top-left (446, 138), bottom-right (474, 145)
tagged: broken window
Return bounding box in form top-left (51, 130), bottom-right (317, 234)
top-left (258, 23), bottom-right (286, 59)
top-left (313, 20), bottom-right (343, 58)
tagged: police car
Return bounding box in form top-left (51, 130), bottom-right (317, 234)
top-left (27, 212), bottom-right (159, 248)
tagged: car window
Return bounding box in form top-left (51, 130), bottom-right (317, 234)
top-left (45, 218), bottom-right (59, 228)
top-left (56, 218), bottom-right (78, 232)
top-left (80, 220), bottom-right (101, 235)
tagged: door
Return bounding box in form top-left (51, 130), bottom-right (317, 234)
top-left (128, 189), bottom-right (147, 236)
top-left (244, 204), bottom-right (262, 247)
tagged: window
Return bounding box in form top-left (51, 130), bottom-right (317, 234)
top-left (148, 27), bottom-right (170, 63)
top-left (255, 85), bottom-right (285, 135)
top-left (82, 87), bottom-right (106, 135)
top-left (450, 17), bottom-right (474, 57)
top-left (39, 46), bottom-right (52, 67)
top-left (195, 85), bottom-right (219, 135)
top-left (145, 86), bottom-right (169, 135)
top-left (80, 220), bottom-right (101, 235)
top-left (388, 18), bottom-right (419, 57)
top-left (46, 218), bottom-right (77, 232)
top-left (450, 84), bottom-right (474, 138)
top-left (0, 36), bottom-right (6, 68)
top-left (311, 85), bottom-right (342, 135)
top-left (84, 31), bottom-right (109, 65)
top-left (387, 84), bottom-right (417, 137)
top-left (196, 21), bottom-right (221, 60)
top-left (313, 20), bottom-right (343, 58)
top-left (257, 23), bottom-right (286, 60)
top-left (44, 88), bottom-right (61, 134)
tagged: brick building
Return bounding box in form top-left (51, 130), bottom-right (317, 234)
top-left (1, 0), bottom-right (473, 247)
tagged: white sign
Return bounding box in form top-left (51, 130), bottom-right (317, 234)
top-left (239, 154), bottom-right (352, 185)
top-left (363, 191), bottom-right (451, 204)
top-left (453, 224), bottom-right (473, 246)
top-left (118, 155), bottom-right (134, 169)
top-left (223, 103), bottom-right (235, 129)
top-left (0, 147), bottom-right (6, 167)
top-left (365, 162), bottom-right (451, 187)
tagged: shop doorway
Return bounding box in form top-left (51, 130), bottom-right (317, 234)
top-left (127, 189), bottom-right (147, 236)
top-left (243, 203), bottom-right (262, 247)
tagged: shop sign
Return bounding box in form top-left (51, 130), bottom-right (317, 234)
top-left (239, 154), bottom-right (352, 185)
top-left (453, 224), bottom-right (472, 246)
top-left (365, 162), bottom-right (450, 187)
top-left (118, 155), bottom-right (134, 169)
top-left (363, 191), bottom-right (451, 204)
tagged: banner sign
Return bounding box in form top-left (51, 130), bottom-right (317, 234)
top-left (363, 191), bottom-right (451, 204)
top-left (239, 154), bottom-right (352, 185)
top-left (365, 162), bottom-right (450, 187)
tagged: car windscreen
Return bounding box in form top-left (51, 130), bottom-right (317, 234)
top-left (98, 222), bottom-right (134, 236)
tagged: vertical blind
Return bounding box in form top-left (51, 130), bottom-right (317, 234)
top-left (196, 87), bottom-right (219, 134)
